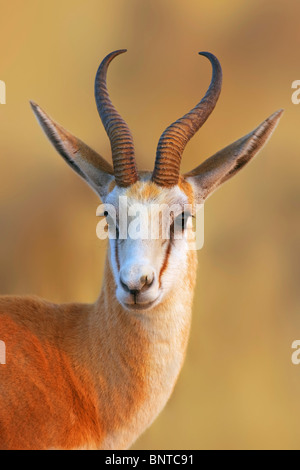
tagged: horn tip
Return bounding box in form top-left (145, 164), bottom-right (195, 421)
top-left (198, 51), bottom-right (217, 60)
top-left (113, 49), bottom-right (128, 56)
top-left (97, 49), bottom-right (128, 71)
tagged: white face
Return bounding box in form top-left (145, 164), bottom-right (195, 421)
top-left (103, 179), bottom-right (195, 311)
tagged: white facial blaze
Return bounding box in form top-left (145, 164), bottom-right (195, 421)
top-left (98, 181), bottom-right (202, 310)
top-left (128, 204), bottom-right (149, 240)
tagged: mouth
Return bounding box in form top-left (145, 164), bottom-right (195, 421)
top-left (122, 295), bottom-right (161, 312)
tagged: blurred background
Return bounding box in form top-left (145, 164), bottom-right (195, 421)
top-left (0, 0), bottom-right (299, 450)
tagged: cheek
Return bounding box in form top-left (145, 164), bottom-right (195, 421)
top-left (159, 239), bottom-right (189, 284)
top-left (108, 239), bottom-right (121, 280)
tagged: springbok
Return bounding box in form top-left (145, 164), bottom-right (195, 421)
top-left (0, 50), bottom-right (282, 450)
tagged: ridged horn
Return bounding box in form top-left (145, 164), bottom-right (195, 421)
top-left (152, 52), bottom-right (223, 187)
top-left (95, 50), bottom-right (138, 187)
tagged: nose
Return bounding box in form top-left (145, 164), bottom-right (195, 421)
top-left (120, 264), bottom-right (155, 296)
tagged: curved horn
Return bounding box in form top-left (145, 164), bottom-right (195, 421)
top-left (152, 52), bottom-right (223, 187)
top-left (95, 50), bottom-right (138, 187)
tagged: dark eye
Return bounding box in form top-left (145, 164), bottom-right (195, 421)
top-left (104, 211), bottom-right (114, 226)
top-left (102, 211), bottom-right (119, 238)
top-left (174, 212), bottom-right (191, 231)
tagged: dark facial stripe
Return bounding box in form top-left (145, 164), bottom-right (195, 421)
top-left (159, 240), bottom-right (172, 288)
top-left (115, 239), bottom-right (120, 272)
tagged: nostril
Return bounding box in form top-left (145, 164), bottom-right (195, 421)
top-left (120, 279), bottom-right (130, 293)
top-left (143, 273), bottom-right (154, 288)
top-left (120, 278), bottom-right (142, 296)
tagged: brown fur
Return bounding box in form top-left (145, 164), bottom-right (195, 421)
top-left (0, 261), bottom-right (153, 449)
top-left (126, 181), bottom-right (162, 201)
top-left (7, 57), bottom-right (281, 450)
top-left (0, 299), bottom-right (102, 449)
top-left (0, 236), bottom-right (197, 450)
top-left (178, 176), bottom-right (195, 204)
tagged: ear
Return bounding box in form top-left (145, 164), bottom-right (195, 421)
top-left (30, 101), bottom-right (114, 200)
top-left (185, 109), bottom-right (283, 202)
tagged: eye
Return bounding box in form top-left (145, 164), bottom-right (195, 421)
top-left (103, 211), bottom-right (115, 226)
top-left (100, 211), bottom-right (119, 238)
top-left (174, 212), bottom-right (191, 231)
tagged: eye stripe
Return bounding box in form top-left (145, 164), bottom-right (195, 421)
top-left (159, 239), bottom-right (172, 288)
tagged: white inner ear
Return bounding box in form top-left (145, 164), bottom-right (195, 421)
top-left (75, 158), bottom-right (114, 200)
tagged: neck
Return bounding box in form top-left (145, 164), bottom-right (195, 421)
top-left (87, 249), bottom-right (197, 449)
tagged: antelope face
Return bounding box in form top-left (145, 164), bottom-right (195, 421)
top-left (103, 179), bottom-right (195, 311)
top-left (31, 49), bottom-right (283, 312)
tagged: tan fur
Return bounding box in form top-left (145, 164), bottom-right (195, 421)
top-left (1, 100), bottom-right (280, 448)
top-left (0, 180), bottom-right (197, 450)
top-left (126, 181), bottom-right (162, 201)
top-left (11, 55), bottom-right (281, 450)
top-left (178, 176), bottom-right (195, 204)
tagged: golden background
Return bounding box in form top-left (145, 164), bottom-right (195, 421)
top-left (0, 0), bottom-right (299, 450)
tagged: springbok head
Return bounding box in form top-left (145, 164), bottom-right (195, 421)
top-left (30, 50), bottom-right (283, 311)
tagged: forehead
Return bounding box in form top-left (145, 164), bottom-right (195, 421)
top-left (105, 175), bottom-right (194, 208)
